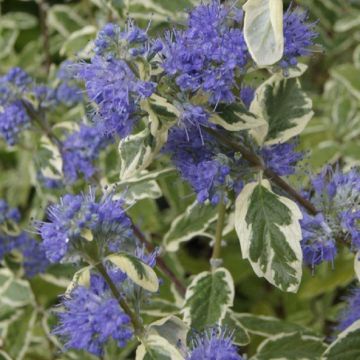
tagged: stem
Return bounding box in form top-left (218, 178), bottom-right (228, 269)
top-left (211, 195), bottom-right (226, 263)
top-left (132, 224), bottom-right (186, 297)
top-left (95, 262), bottom-right (145, 336)
top-left (204, 127), bottom-right (319, 216)
top-left (38, 0), bottom-right (51, 74)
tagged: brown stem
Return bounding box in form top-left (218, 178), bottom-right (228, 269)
top-left (204, 127), bottom-right (319, 216)
top-left (132, 224), bottom-right (186, 297)
top-left (38, 0), bottom-right (51, 74)
top-left (95, 262), bottom-right (145, 336)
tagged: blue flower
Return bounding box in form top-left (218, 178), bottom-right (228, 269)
top-left (37, 190), bottom-right (133, 263)
top-left (62, 125), bottom-right (111, 183)
top-left (337, 287), bottom-right (360, 332)
top-left (54, 271), bottom-right (133, 355)
top-left (239, 86), bottom-right (255, 109)
top-left (281, 7), bottom-right (318, 69)
top-left (261, 142), bottom-right (303, 177)
top-left (0, 199), bottom-right (20, 224)
top-left (77, 56), bottom-right (156, 138)
top-left (161, 0), bottom-right (248, 104)
top-left (341, 210), bottom-right (360, 250)
top-left (187, 327), bottom-right (242, 360)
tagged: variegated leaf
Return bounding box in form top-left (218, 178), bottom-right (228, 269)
top-left (243, 0), bottom-right (284, 67)
top-left (183, 268), bottom-right (234, 330)
top-left (235, 180), bottom-right (303, 292)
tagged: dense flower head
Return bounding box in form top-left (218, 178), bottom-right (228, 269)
top-left (5, 67), bottom-right (32, 89)
top-left (337, 287), bottom-right (360, 332)
top-left (77, 56), bottom-right (156, 138)
top-left (38, 190), bottom-right (133, 263)
top-left (62, 124), bottom-right (111, 183)
top-left (261, 142), bottom-right (303, 177)
top-left (187, 327), bottom-right (242, 360)
top-left (164, 122), bottom-right (233, 204)
top-left (161, 0), bottom-right (248, 104)
top-left (54, 271), bottom-right (132, 355)
top-left (300, 167), bottom-right (360, 267)
top-left (281, 7), bottom-right (318, 69)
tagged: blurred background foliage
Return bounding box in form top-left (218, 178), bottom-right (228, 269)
top-left (0, 0), bottom-right (360, 359)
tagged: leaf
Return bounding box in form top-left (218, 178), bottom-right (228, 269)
top-left (121, 180), bottom-right (162, 203)
top-left (107, 253), bottom-right (159, 292)
top-left (331, 64), bottom-right (360, 100)
top-left (243, 0), bottom-right (284, 67)
top-left (322, 319), bottom-right (360, 359)
top-left (235, 180), bottom-right (303, 292)
top-left (221, 311), bottom-right (250, 346)
top-left (147, 316), bottom-right (189, 351)
top-left (163, 201), bottom-right (218, 252)
top-left (355, 251), bottom-right (360, 282)
top-left (1, 12), bottom-right (37, 30)
top-left (141, 298), bottom-right (180, 318)
top-left (183, 267), bottom-right (234, 330)
top-left (253, 332), bottom-right (326, 360)
top-left (60, 25), bottom-right (97, 56)
top-left (234, 313), bottom-right (314, 337)
top-left (250, 68), bottom-right (314, 145)
top-left (136, 335), bottom-right (185, 360)
top-left (334, 11), bottom-right (360, 32)
top-left (209, 103), bottom-right (265, 132)
top-left (2, 306), bottom-right (36, 360)
top-left (65, 266), bottom-right (92, 295)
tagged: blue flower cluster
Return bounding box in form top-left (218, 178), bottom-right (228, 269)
top-left (62, 124), bottom-right (111, 183)
top-left (300, 168), bottom-right (360, 268)
top-left (337, 287), bottom-right (360, 332)
top-left (38, 190), bottom-right (133, 263)
top-left (0, 200), bottom-right (49, 277)
top-left (161, 0), bottom-right (248, 105)
top-left (0, 68), bottom-right (31, 145)
top-left (281, 7), bottom-right (317, 70)
top-left (187, 327), bottom-right (242, 360)
top-left (77, 55), bottom-right (156, 138)
top-left (54, 270), bottom-right (132, 355)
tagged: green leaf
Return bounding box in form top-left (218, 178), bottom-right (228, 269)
top-left (234, 313), bottom-right (314, 337)
top-left (334, 11), bottom-right (360, 32)
top-left (107, 253), bottom-right (159, 292)
top-left (2, 306), bottom-right (37, 360)
top-left (60, 25), bottom-right (97, 57)
top-left (163, 201), bottom-right (218, 252)
top-left (250, 66), bottom-right (313, 145)
top-left (322, 319), bottom-right (360, 359)
top-left (331, 64), bottom-right (360, 100)
top-left (221, 311), bottom-right (250, 346)
top-left (253, 332), bottom-right (326, 360)
top-left (65, 266), bottom-right (92, 295)
top-left (136, 335), bottom-right (185, 360)
top-left (141, 298), bottom-right (180, 318)
top-left (235, 180), bottom-right (303, 292)
top-left (243, 0), bottom-right (284, 67)
top-left (0, 12), bottom-right (37, 30)
top-left (209, 103), bottom-right (265, 132)
top-left (183, 267), bottom-right (234, 330)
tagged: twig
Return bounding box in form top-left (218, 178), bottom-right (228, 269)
top-left (204, 127), bottom-right (319, 216)
top-left (132, 224), bottom-right (187, 297)
top-left (38, 0), bottom-right (51, 75)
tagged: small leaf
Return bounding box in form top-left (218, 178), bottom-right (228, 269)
top-left (65, 266), bottom-right (92, 295)
top-left (243, 0), bottom-right (284, 67)
top-left (254, 332), bottom-right (326, 360)
top-left (163, 201), bottom-right (218, 252)
top-left (322, 319), bottom-right (360, 359)
top-left (235, 180), bottom-right (303, 292)
top-left (183, 268), bottom-right (234, 330)
top-left (107, 253), bottom-right (159, 292)
top-left (331, 64), bottom-right (360, 100)
top-left (221, 311), bottom-right (250, 346)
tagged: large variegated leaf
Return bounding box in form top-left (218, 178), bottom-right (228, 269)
top-left (235, 180), bottom-right (303, 292)
top-left (107, 253), bottom-right (159, 292)
top-left (253, 332), bottom-right (326, 360)
top-left (210, 103), bottom-right (265, 132)
top-left (243, 0), bottom-right (284, 67)
top-left (250, 68), bottom-right (313, 145)
top-left (163, 201), bottom-right (218, 252)
top-left (135, 334), bottom-right (185, 360)
top-left (183, 268), bottom-right (234, 330)
top-left (322, 319), bottom-right (360, 359)
top-left (234, 313), bottom-right (314, 337)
